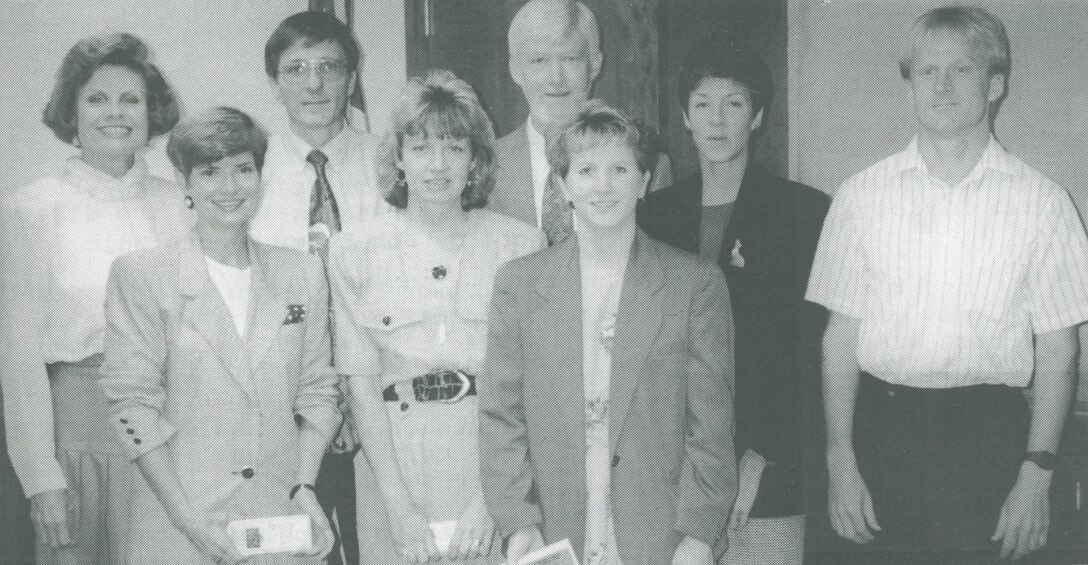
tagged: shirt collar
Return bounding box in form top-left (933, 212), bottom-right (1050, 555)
top-left (284, 124), bottom-right (355, 173)
top-left (526, 119), bottom-right (546, 160)
top-left (63, 156), bottom-right (148, 201)
top-left (896, 135), bottom-right (1020, 181)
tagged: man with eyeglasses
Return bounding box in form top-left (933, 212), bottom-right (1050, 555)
top-left (250, 11), bottom-right (385, 565)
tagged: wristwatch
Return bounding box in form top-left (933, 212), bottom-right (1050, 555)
top-left (1023, 451), bottom-right (1057, 471)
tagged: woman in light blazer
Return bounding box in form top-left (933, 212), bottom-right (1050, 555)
top-left (100, 107), bottom-right (339, 565)
top-left (479, 101), bottom-right (737, 565)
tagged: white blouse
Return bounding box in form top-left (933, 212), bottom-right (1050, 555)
top-left (0, 157), bottom-right (188, 497)
top-left (205, 257), bottom-right (253, 339)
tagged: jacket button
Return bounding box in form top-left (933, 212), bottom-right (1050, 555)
top-left (611, 455), bottom-right (620, 467)
top-left (126, 429), bottom-right (135, 434)
top-left (241, 467), bottom-right (255, 479)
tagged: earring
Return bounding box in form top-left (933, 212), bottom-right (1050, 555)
top-left (394, 177), bottom-right (408, 191)
top-left (184, 196), bottom-right (194, 209)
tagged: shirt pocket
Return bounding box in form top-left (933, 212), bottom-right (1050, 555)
top-left (355, 302), bottom-right (425, 333)
top-left (962, 256), bottom-right (1020, 321)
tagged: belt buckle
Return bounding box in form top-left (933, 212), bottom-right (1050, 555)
top-left (440, 370), bottom-right (471, 404)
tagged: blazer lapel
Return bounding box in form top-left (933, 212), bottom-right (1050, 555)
top-left (531, 239), bottom-right (588, 484)
top-left (246, 241), bottom-right (290, 374)
top-left (177, 233), bottom-right (256, 403)
top-left (609, 232), bottom-right (665, 456)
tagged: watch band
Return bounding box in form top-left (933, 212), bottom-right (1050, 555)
top-left (1023, 451), bottom-right (1057, 471)
top-left (289, 483), bottom-right (317, 500)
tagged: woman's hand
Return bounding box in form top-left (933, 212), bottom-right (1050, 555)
top-left (291, 487), bottom-right (335, 559)
top-left (504, 526), bottom-right (544, 565)
top-left (728, 449), bottom-right (768, 530)
top-left (175, 509), bottom-right (247, 565)
top-left (387, 496), bottom-right (441, 563)
top-left (447, 492), bottom-right (496, 560)
top-left (670, 535), bottom-right (713, 565)
top-left (29, 488), bottom-right (73, 549)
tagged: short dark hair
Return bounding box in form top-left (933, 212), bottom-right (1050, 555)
top-left (547, 100), bottom-right (653, 178)
top-left (678, 36), bottom-right (774, 119)
top-left (42, 33), bottom-right (179, 145)
top-left (167, 107), bottom-right (268, 180)
top-left (379, 69), bottom-right (496, 211)
top-left (265, 11), bottom-right (360, 79)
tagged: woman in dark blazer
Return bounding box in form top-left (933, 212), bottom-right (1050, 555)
top-left (479, 101), bottom-right (737, 565)
top-left (101, 108), bottom-right (339, 565)
top-left (638, 39), bottom-right (829, 565)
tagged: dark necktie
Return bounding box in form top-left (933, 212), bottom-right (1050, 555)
top-left (307, 149), bottom-right (342, 257)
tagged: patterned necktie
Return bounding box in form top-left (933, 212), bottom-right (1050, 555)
top-left (305, 149), bottom-right (355, 454)
top-left (541, 170), bottom-right (574, 246)
top-left (307, 149), bottom-right (341, 258)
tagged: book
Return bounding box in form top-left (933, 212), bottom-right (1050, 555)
top-left (517, 539), bottom-right (579, 565)
top-left (226, 514), bottom-right (312, 556)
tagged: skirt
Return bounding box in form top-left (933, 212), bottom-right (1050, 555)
top-left (355, 387), bottom-right (495, 565)
top-left (39, 355), bottom-right (131, 565)
top-left (719, 514), bottom-right (805, 565)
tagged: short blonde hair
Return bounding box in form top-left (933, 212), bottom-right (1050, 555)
top-left (899, 6), bottom-right (1010, 80)
top-left (377, 69), bottom-right (496, 211)
top-left (167, 107), bottom-right (267, 180)
top-left (546, 100), bottom-right (653, 178)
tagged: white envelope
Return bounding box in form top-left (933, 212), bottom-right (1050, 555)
top-left (517, 538), bottom-right (579, 565)
top-left (226, 514), bottom-right (312, 556)
top-left (429, 520), bottom-right (458, 553)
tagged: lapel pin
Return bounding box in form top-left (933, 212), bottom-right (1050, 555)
top-left (730, 239), bottom-right (746, 268)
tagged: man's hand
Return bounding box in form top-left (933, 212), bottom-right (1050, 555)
top-left (827, 446), bottom-right (880, 544)
top-left (670, 535), bottom-right (713, 565)
top-left (29, 488), bottom-right (73, 549)
top-left (504, 525), bottom-right (544, 565)
top-left (728, 449), bottom-right (768, 530)
top-left (992, 462), bottom-right (1051, 561)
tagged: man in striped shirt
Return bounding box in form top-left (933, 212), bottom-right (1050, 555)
top-left (806, 6), bottom-right (1088, 563)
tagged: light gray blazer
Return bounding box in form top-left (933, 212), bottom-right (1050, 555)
top-left (101, 233), bottom-right (340, 565)
top-left (478, 231), bottom-right (737, 565)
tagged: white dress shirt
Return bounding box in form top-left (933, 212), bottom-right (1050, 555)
top-left (0, 158), bottom-right (187, 497)
top-left (250, 125), bottom-right (388, 251)
top-left (527, 120), bottom-right (550, 228)
top-left (806, 136), bottom-right (1088, 388)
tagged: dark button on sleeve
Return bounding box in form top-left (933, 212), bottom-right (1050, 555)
top-left (241, 467), bottom-right (255, 479)
top-left (126, 429), bottom-right (135, 434)
top-left (611, 455), bottom-right (620, 467)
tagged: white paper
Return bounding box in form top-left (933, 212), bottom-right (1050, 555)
top-left (227, 514), bottom-right (312, 556)
top-left (429, 520), bottom-right (457, 553)
top-left (517, 538), bottom-right (579, 565)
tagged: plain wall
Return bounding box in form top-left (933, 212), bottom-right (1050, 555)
top-left (0, 0), bottom-right (406, 188)
top-left (789, 0), bottom-right (1088, 400)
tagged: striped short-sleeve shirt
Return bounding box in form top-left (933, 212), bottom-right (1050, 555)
top-left (806, 136), bottom-right (1088, 388)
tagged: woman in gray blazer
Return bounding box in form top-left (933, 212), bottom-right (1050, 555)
top-left (479, 101), bottom-right (737, 565)
top-left (101, 107), bottom-right (340, 565)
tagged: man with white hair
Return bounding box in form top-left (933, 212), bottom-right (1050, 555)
top-left (491, 0), bottom-right (670, 245)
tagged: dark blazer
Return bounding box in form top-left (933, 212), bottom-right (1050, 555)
top-left (638, 161), bottom-right (829, 517)
top-left (478, 231), bottom-right (737, 564)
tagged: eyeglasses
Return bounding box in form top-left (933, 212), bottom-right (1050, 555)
top-left (278, 59), bottom-right (350, 82)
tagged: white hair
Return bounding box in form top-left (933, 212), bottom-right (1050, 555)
top-left (507, 0), bottom-right (601, 61)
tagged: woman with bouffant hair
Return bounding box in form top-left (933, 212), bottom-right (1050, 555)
top-left (0, 32), bottom-right (184, 565)
top-left (329, 69), bottom-right (543, 563)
